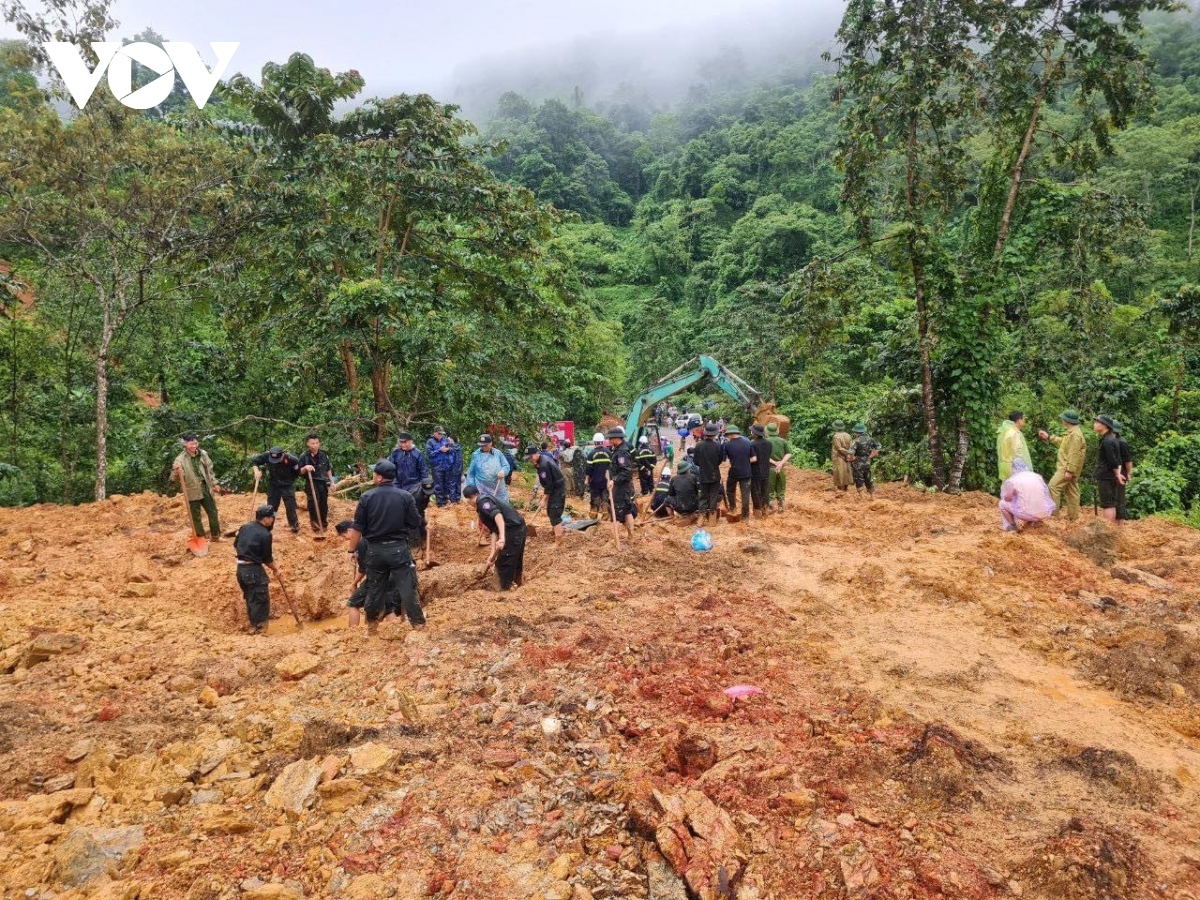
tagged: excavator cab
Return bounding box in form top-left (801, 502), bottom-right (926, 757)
top-left (642, 423), bottom-right (664, 456)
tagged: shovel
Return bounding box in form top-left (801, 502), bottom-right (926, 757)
top-left (607, 481), bottom-right (622, 550)
top-left (307, 472), bottom-right (327, 541)
top-left (423, 522), bottom-right (440, 570)
top-left (274, 571), bottom-right (303, 628)
top-left (182, 493), bottom-right (209, 557)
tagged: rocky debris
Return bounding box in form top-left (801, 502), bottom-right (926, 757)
top-left (274, 652), bottom-right (321, 680)
top-left (64, 738), bottom-right (94, 763)
top-left (316, 778), bottom-right (367, 813)
top-left (838, 841), bottom-right (881, 897)
top-left (241, 885), bottom-right (302, 900)
top-left (1109, 564), bottom-right (1171, 592)
top-left (21, 632), bottom-right (83, 668)
top-left (347, 742), bottom-right (398, 774)
top-left (644, 847), bottom-right (688, 900)
top-left (1018, 818), bottom-right (1147, 900)
top-left (264, 759), bottom-right (322, 816)
top-left (196, 806), bottom-right (253, 834)
top-left (53, 825), bottom-right (144, 887)
top-left (650, 788), bottom-right (745, 899)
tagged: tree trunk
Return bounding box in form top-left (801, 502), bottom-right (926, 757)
top-left (948, 415), bottom-right (970, 492)
top-left (339, 341), bottom-right (364, 453)
top-left (1189, 188), bottom-right (1196, 264)
top-left (369, 360), bottom-right (393, 441)
top-left (1173, 357), bottom-right (1184, 425)
top-left (94, 341), bottom-right (110, 502)
top-left (913, 254), bottom-right (946, 489)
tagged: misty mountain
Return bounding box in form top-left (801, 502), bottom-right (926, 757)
top-left (445, 1), bottom-right (843, 124)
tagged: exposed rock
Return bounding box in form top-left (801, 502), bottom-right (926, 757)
top-left (124, 582), bottom-right (157, 598)
top-left (65, 738), bottom-right (94, 763)
top-left (645, 847), bottom-right (688, 900)
top-left (838, 841), bottom-right (881, 897)
top-left (275, 653), bottom-right (322, 680)
top-left (264, 759), bottom-right (323, 816)
top-left (197, 807), bottom-right (253, 834)
top-left (242, 885), bottom-right (302, 900)
top-left (348, 742), bottom-right (398, 774)
top-left (198, 686), bottom-right (220, 708)
top-left (316, 778), bottom-right (368, 814)
top-left (23, 632), bottom-right (83, 668)
top-left (54, 825), bottom-right (144, 887)
top-left (1110, 565), bottom-right (1171, 592)
top-left (342, 874), bottom-right (396, 899)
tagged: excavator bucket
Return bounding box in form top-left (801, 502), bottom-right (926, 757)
top-left (754, 402), bottom-right (790, 438)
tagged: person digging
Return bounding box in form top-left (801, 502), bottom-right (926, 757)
top-left (233, 504), bottom-right (282, 634)
top-left (465, 484), bottom-right (527, 591)
top-left (335, 520), bottom-right (369, 627)
top-left (527, 444), bottom-right (567, 545)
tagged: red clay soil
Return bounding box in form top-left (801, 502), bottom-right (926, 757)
top-left (1, 471), bottom-right (1199, 900)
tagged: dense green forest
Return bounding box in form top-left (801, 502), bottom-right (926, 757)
top-left (3, 0), bottom-right (1200, 521)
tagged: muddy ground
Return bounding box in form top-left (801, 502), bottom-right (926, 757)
top-left (1, 471), bottom-right (1199, 900)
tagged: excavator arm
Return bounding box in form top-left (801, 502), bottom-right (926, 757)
top-left (623, 355), bottom-right (765, 445)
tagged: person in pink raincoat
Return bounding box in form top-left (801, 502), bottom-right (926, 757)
top-left (999, 458), bottom-right (1056, 532)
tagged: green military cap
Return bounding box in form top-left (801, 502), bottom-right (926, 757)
top-left (765, 422), bottom-right (779, 435)
top-left (1111, 419), bottom-right (1124, 435)
top-left (1059, 409), bottom-right (1080, 425)
top-left (724, 424), bottom-right (741, 436)
top-left (833, 420), bottom-right (846, 430)
top-left (676, 460), bottom-right (691, 474)
top-left (852, 423), bottom-right (868, 434)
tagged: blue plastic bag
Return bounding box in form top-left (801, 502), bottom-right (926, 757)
top-left (691, 529), bottom-right (713, 552)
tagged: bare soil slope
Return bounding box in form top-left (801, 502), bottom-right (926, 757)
top-left (1, 473), bottom-right (1199, 900)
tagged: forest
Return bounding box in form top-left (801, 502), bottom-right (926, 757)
top-left (3, 0), bottom-right (1200, 522)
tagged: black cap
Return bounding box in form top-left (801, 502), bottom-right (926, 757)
top-left (267, 446), bottom-right (284, 460)
top-left (751, 424), bottom-right (766, 436)
top-left (396, 432), bottom-right (413, 442)
top-left (1094, 414), bottom-right (1116, 431)
top-left (373, 459), bottom-right (397, 478)
top-left (704, 423), bottom-right (719, 436)
top-left (256, 504), bottom-right (276, 519)
top-left (478, 434), bottom-right (493, 445)
top-left (432, 424), bottom-right (445, 434)
top-left (525, 445), bottom-right (541, 458)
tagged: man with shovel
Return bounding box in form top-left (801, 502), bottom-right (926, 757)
top-left (233, 504), bottom-right (282, 634)
top-left (250, 447), bottom-right (302, 534)
top-left (464, 484), bottom-right (527, 591)
top-left (606, 427), bottom-right (637, 541)
top-left (348, 459), bottom-right (426, 632)
top-left (173, 433), bottom-right (221, 543)
top-left (297, 433), bottom-right (333, 535)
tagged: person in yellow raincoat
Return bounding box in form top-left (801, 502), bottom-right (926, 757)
top-left (996, 411), bottom-right (1032, 481)
top-left (831, 420), bottom-right (853, 491)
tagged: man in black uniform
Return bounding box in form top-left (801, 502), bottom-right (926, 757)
top-left (586, 434), bottom-right (612, 516)
top-left (464, 484), bottom-right (527, 590)
top-left (606, 427), bottom-right (637, 540)
top-left (234, 504), bottom-right (282, 634)
top-left (348, 459), bottom-right (426, 631)
top-left (297, 433), bottom-right (333, 534)
top-left (1093, 415), bottom-right (1126, 525)
top-left (667, 460), bottom-right (701, 519)
top-left (649, 466), bottom-right (673, 517)
top-left (335, 520), bottom-right (369, 627)
top-left (693, 422), bottom-right (725, 525)
top-left (250, 446), bottom-right (302, 534)
top-left (749, 424), bottom-right (774, 518)
top-left (1113, 419), bottom-right (1134, 523)
top-left (527, 445), bottom-right (567, 544)
top-left (722, 424), bottom-right (754, 519)
top-left (634, 437), bottom-right (657, 496)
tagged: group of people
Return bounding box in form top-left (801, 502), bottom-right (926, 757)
top-left (996, 409), bottom-right (1133, 529)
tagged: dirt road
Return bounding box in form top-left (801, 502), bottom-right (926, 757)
top-left (0, 472), bottom-right (1197, 899)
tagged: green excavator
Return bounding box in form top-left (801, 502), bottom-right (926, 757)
top-left (621, 355), bottom-right (789, 450)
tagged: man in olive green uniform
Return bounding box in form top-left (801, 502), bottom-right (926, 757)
top-left (173, 433), bottom-right (221, 540)
top-left (1037, 409), bottom-right (1086, 522)
top-left (831, 420), bottom-right (853, 492)
top-left (766, 422), bottom-right (793, 510)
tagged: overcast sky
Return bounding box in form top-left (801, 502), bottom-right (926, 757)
top-left (97, 0), bottom-right (795, 97)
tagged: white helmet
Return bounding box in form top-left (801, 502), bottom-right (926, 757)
top-left (592, 432), bottom-right (605, 444)
top-left (639, 436), bottom-right (649, 444)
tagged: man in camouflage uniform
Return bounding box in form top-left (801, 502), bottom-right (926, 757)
top-left (1037, 409), bottom-right (1086, 522)
top-left (846, 423), bottom-right (881, 499)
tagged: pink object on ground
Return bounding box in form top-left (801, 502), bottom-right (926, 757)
top-left (723, 685), bottom-right (764, 700)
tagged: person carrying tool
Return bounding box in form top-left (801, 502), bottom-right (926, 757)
top-left (749, 424), bottom-right (774, 517)
top-left (526, 445), bottom-right (567, 544)
top-left (249, 447), bottom-right (302, 534)
top-left (173, 433), bottom-right (222, 541)
top-left (766, 422), bottom-right (793, 510)
top-left (722, 424), bottom-right (754, 520)
top-left (586, 432), bottom-right (612, 516)
top-left (297, 433), bottom-right (333, 534)
top-left (335, 520), bottom-right (369, 627)
top-left (847, 424), bottom-right (881, 498)
top-left (233, 504), bottom-right (282, 634)
top-left (606, 427), bottom-right (637, 540)
top-left (1037, 410), bottom-right (1086, 522)
top-left (464, 484), bottom-right (527, 590)
top-left (466, 433), bottom-right (512, 502)
top-left (693, 422), bottom-right (725, 524)
top-left (831, 421), bottom-right (853, 492)
top-left (427, 426), bottom-right (456, 507)
top-left (347, 459), bottom-right (426, 632)
top-left (634, 436), bottom-right (657, 496)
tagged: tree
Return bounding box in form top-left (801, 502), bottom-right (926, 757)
top-left (0, 101), bottom-right (238, 499)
